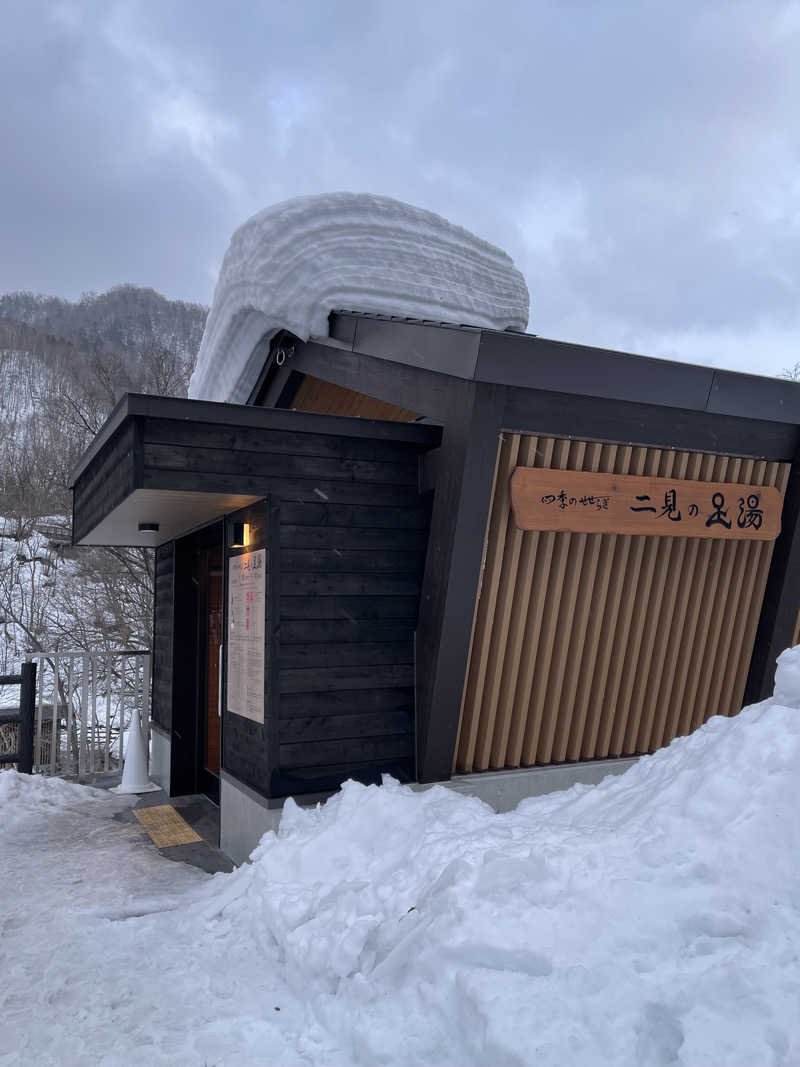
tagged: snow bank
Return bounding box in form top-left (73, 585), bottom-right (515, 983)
top-left (188, 193), bottom-right (530, 403)
top-left (773, 643), bottom-right (800, 708)
top-left (194, 659), bottom-right (800, 1065)
top-left (0, 767), bottom-right (120, 830)
top-left (4, 651), bottom-right (800, 1064)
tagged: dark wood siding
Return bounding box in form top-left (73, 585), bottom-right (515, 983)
top-left (272, 495), bottom-right (429, 795)
top-left (151, 542), bottom-right (174, 731)
top-left (142, 415), bottom-right (435, 798)
top-left (72, 402), bottom-right (437, 796)
top-left (72, 419), bottom-right (138, 543)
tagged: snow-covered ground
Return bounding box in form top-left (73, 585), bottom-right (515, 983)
top-left (3, 651), bottom-right (800, 1066)
top-left (189, 192), bottom-right (530, 403)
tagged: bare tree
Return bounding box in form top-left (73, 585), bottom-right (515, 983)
top-left (0, 284), bottom-right (204, 665)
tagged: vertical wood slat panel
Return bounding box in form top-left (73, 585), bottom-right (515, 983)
top-left (579, 447), bottom-right (641, 760)
top-left (490, 439), bottom-right (556, 767)
top-left (675, 456), bottom-right (733, 740)
top-left (697, 457), bottom-right (755, 726)
top-left (656, 452), bottom-right (720, 748)
top-left (608, 447), bottom-right (677, 756)
top-left (454, 433), bottom-right (789, 774)
top-left (550, 442), bottom-right (607, 763)
top-left (532, 441), bottom-right (591, 765)
top-left (624, 450), bottom-right (687, 750)
top-left (520, 439), bottom-right (580, 765)
top-left (474, 436), bottom-right (539, 768)
top-left (634, 450), bottom-right (700, 753)
top-left (564, 445), bottom-right (625, 762)
top-left (595, 447), bottom-right (658, 758)
top-left (690, 457), bottom-right (748, 731)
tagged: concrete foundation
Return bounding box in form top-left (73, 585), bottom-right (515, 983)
top-left (218, 757), bottom-right (638, 865)
top-left (220, 771), bottom-right (282, 866)
top-left (442, 757), bottom-right (637, 812)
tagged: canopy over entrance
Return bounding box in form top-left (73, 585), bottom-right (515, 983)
top-left (70, 392), bottom-right (439, 548)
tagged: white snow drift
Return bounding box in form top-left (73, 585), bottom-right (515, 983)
top-left (3, 649), bottom-right (800, 1065)
top-left (188, 193), bottom-right (530, 403)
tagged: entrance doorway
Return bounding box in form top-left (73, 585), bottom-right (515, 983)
top-left (170, 520), bottom-right (224, 806)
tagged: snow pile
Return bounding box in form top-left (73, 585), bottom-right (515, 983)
top-left (0, 767), bottom-right (110, 827)
top-left (199, 676), bottom-right (800, 1064)
top-left (3, 652), bottom-right (800, 1065)
top-left (188, 193), bottom-right (530, 403)
top-left (773, 643), bottom-right (800, 707)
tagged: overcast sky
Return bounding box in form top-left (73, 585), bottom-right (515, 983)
top-left (1, 1), bottom-right (798, 377)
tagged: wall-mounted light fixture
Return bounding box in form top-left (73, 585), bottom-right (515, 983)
top-left (231, 522), bottom-right (250, 548)
top-left (138, 522), bottom-right (160, 533)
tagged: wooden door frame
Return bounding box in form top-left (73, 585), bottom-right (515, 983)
top-left (169, 518), bottom-right (224, 801)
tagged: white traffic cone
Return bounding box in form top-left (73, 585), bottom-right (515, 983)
top-left (113, 707), bottom-right (160, 794)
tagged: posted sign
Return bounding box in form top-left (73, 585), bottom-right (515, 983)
top-left (227, 549), bottom-right (266, 722)
top-left (510, 468), bottom-right (782, 541)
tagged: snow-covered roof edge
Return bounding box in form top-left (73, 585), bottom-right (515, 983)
top-left (188, 193), bottom-right (530, 404)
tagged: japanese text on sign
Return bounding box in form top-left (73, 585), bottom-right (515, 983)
top-left (227, 549), bottom-right (266, 723)
top-left (511, 468), bottom-right (781, 540)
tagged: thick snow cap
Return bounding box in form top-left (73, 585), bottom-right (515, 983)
top-left (188, 192), bottom-right (530, 403)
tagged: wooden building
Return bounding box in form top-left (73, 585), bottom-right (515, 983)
top-left (71, 312), bottom-right (800, 862)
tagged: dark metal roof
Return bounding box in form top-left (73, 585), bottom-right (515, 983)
top-left (327, 310), bottom-right (800, 426)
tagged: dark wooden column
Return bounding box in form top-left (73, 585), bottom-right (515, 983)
top-left (744, 448), bottom-right (800, 704)
top-left (415, 383), bottom-right (506, 782)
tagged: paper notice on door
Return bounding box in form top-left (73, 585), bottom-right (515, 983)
top-left (227, 549), bottom-right (266, 723)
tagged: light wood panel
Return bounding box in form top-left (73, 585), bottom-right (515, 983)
top-left (455, 433), bottom-right (789, 773)
top-left (510, 467), bottom-right (782, 539)
top-left (290, 374), bottom-right (420, 422)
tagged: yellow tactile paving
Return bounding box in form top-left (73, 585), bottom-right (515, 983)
top-left (134, 805), bottom-right (203, 848)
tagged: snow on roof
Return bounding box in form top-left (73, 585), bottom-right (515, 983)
top-left (188, 193), bottom-right (530, 403)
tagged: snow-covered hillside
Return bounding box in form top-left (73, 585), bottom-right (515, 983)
top-left (0, 285), bottom-right (206, 368)
top-left (0, 285), bottom-right (202, 670)
top-left (3, 649), bottom-right (799, 1065)
top-left (189, 192), bottom-right (530, 403)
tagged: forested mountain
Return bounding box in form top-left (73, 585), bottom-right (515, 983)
top-left (0, 285), bottom-right (207, 669)
top-left (0, 285), bottom-right (206, 365)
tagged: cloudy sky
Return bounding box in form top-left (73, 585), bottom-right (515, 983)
top-left (1, 1), bottom-right (798, 376)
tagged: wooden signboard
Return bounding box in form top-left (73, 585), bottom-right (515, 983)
top-left (510, 467), bottom-right (782, 540)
